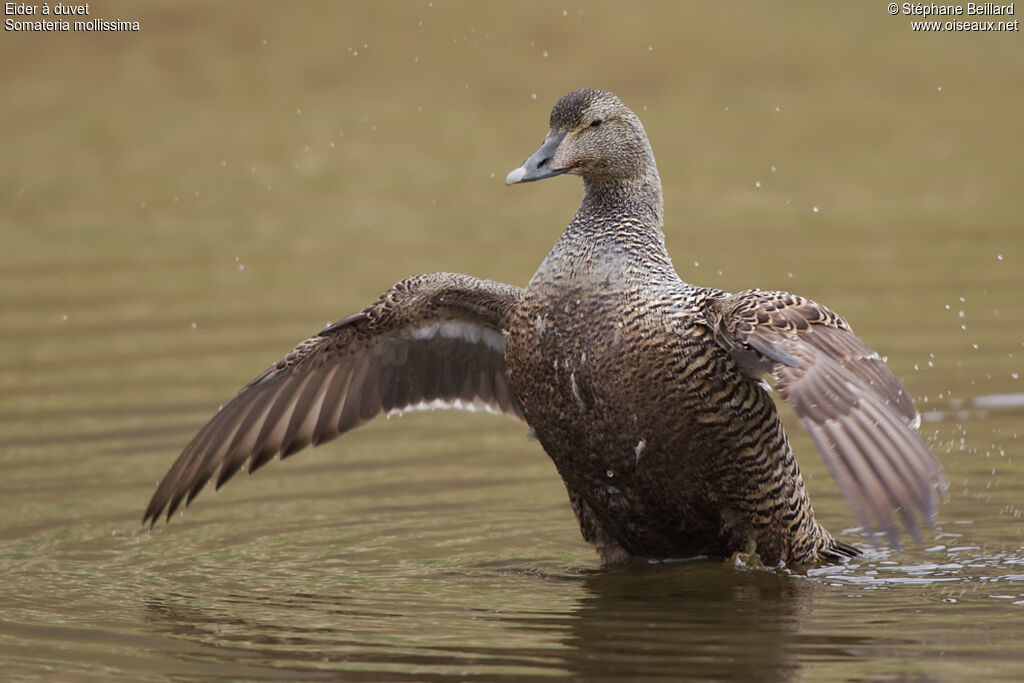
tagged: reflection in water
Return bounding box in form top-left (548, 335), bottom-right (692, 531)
top-left (561, 564), bottom-right (818, 681)
top-left (129, 505), bottom-right (1024, 681)
top-left (140, 562), bottom-right (864, 680)
top-left (921, 392), bottom-right (1024, 423)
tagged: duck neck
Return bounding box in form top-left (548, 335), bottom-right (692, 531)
top-left (579, 168), bottom-right (664, 230)
top-left (553, 167), bottom-right (673, 276)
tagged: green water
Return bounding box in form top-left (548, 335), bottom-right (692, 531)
top-left (2, 2), bottom-right (1022, 680)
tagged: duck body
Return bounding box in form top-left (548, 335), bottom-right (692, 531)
top-left (507, 183), bottom-right (828, 566)
top-left (144, 88), bottom-right (944, 569)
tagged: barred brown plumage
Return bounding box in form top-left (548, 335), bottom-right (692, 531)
top-left (144, 88), bottom-right (946, 568)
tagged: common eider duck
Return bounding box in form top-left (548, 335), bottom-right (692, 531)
top-left (145, 88), bottom-right (946, 567)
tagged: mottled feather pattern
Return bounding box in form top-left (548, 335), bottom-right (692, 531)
top-left (145, 89), bottom-right (944, 569)
top-left (510, 272), bottom-right (854, 565)
top-left (706, 289), bottom-right (945, 544)
top-left (505, 90), bottom-right (941, 565)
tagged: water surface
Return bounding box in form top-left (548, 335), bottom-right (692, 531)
top-left (2, 2), bottom-right (1022, 680)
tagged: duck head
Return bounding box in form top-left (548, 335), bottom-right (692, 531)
top-left (505, 88), bottom-right (657, 186)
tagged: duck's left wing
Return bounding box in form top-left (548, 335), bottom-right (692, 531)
top-left (705, 289), bottom-right (947, 544)
top-left (144, 273), bottom-right (524, 525)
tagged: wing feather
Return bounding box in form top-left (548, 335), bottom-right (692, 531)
top-left (144, 273), bottom-right (524, 524)
top-left (707, 288), bottom-right (947, 543)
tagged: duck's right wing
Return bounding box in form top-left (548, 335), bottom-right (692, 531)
top-left (144, 273), bottom-right (524, 524)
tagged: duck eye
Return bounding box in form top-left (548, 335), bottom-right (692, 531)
top-left (589, 119), bottom-right (602, 127)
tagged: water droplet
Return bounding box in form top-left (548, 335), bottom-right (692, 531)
top-left (997, 253), bottom-right (1004, 261)
top-left (812, 206), bottom-right (820, 213)
top-left (770, 165), bottom-right (777, 172)
top-left (191, 322), bottom-right (198, 329)
top-left (754, 180), bottom-right (761, 188)
top-left (606, 470), bottom-right (614, 478)
top-left (61, 313), bottom-right (68, 321)
top-left (530, 92), bottom-right (537, 100)
top-left (542, 50), bottom-right (548, 57)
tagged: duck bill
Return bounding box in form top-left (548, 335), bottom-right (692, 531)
top-left (505, 131), bottom-right (569, 185)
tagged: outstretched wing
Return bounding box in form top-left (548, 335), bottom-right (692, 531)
top-left (705, 289), bottom-right (947, 544)
top-left (144, 273), bottom-right (524, 524)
